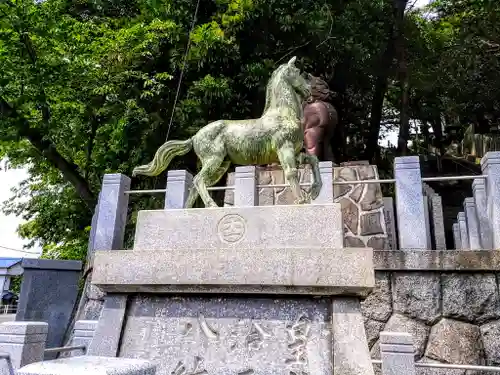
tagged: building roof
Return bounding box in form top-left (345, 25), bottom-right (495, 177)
top-left (0, 258), bottom-right (22, 269)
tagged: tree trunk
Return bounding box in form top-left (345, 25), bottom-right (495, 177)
top-left (364, 0), bottom-right (408, 162)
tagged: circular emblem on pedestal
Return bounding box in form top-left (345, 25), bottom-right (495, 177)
top-left (217, 214), bottom-right (247, 243)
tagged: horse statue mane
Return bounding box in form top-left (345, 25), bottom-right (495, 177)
top-left (133, 56), bottom-right (323, 208)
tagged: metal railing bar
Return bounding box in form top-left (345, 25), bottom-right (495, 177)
top-left (44, 345), bottom-right (86, 354)
top-left (372, 359), bottom-right (500, 372)
top-left (422, 175), bottom-right (487, 182)
top-left (333, 179), bottom-right (396, 185)
top-left (123, 175), bottom-right (488, 195)
top-left (206, 186), bottom-right (235, 191)
top-left (257, 183), bottom-right (312, 188)
top-left (125, 189), bottom-right (167, 195)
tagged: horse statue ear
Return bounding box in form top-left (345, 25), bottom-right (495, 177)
top-left (287, 56), bottom-right (297, 66)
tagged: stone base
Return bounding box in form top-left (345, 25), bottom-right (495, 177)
top-left (224, 164), bottom-right (388, 249)
top-left (92, 247), bottom-right (374, 296)
top-left (132, 204), bottom-right (343, 250)
top-left (17, 356), bottom-right (156, 375)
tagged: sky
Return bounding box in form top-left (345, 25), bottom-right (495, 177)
top-left (0, 0), bottom-right (432, 258)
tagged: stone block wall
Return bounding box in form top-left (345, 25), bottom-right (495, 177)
top-left (368, 250), bottom-right (500, 374)
top-left (224, 163), bottom-right (388, 249)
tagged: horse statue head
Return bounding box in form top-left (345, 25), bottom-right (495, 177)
top-left (263, 56), bottom-right (311, 114)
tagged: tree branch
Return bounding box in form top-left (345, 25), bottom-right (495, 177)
top-left (0, 96), bottom-right (96, 209)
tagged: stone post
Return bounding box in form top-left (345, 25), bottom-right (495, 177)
top-left (165, 170), bottom-right (193, 209)
top-left (423, 196), bottom-right (432, 249)
top-left (312, 161), bottom-right (334, 204)
top-left (429, 195), bottom-right (446, 250)
top-left (458, 212), bottom-right (470, 250)
top-left (234, 166), bottom-right (258, 207)
top-left (0, 322), bottom-right (48, 372)
top-left (93, 174), bottom-right (131, 251)
top-left (88, 173), bottom-right (131, 357)
top-left (380, 331), bottom-right (416, 375)
top-left (452, 223), bottom-right (461, 250)
top-left (481, 152), bottom-right (500, 250)
top-left (71, 320), bottom-right (98, 356)
top-left (394, 156), bottom-right (427, 250)
top-left (472, 178), bottom-right (493, 249)
top-left (464, 198), bottom-right (481, 250)
top-left (332, 298), bottom-right (374, 375)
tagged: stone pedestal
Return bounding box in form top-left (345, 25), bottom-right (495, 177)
top-left (90, 204), bottom-right (375, 375)
top-left (16, 259), bottom-right (82, 359)
top-left (224, 164), bottom-right (388, 249)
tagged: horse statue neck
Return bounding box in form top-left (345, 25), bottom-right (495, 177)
top-left (262, 69), bottom-right (303, 119)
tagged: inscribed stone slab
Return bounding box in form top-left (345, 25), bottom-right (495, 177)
top-left (119, 295), bottom-right (332, 375)
top-left (133, 204), bottom-right (343, 250)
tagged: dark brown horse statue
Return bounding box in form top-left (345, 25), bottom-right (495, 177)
top-left (302, 74), bottom-right (339, 162)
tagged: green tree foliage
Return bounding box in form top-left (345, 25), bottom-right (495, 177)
top-left (1, 0), bottom-right (499, 260)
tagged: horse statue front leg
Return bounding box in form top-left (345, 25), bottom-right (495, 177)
top-left (298, 153), bottom-right (323, 200)
top-left (277, 142), bottom-right (307, 204)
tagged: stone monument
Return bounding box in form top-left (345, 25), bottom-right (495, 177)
top-left (90, 202), bottom-right (376, 375)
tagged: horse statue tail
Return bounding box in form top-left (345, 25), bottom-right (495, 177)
top-left (132, 138), bottom-right (193, 176)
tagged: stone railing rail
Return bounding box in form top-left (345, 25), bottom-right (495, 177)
top-left (374, 331), bottom-right (500, 375)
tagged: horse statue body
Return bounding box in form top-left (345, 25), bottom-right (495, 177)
top-left (133, 56), bottom-right (322, 208)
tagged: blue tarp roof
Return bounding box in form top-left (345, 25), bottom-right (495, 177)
top-left (0, 258), bottom-right (22, 269)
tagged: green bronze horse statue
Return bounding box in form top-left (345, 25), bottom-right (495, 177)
top-left (132, 56), bottom-right (322, 208)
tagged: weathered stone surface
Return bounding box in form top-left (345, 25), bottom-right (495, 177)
top-left (374, 250), bottom-right (500, 271)
top-left (442, 273), bottom-right (500, 323)
top-left (351, 185), bottom-right (364, 202)
top-left (367, 237), bottom-right (386, 250)
top-left (339, 167), bottom-right (358, 181)
top-left (82, 299), bottom-right (104, 320)
top-left (384, 314), bottom-right (430, 358)
top-left (341, 197), bottom-right (359, 235)
top-left (364, 318), bottom-right (385, 349)
top-left (224, 165), bottom-right (388, 250)
top-left (425, 319), bottom-right (483, 364)
top-left (392, 273), bottom-right (441, 324)
top-left (87, 283), bottom-right (106, 300)
top-left (358, 165), bottom-right (376, 180)
top-left (17, 356), bottom-right (156, 375)
top-left (345, 236), bottom-right (366, 247)
top-left (120, 296), bottom-right (333, 375)
top-left (360, 185), bottom-right (383, 211)
top-left (360, 212), bottom-right (384, 236)
top-left (93, 247), bottom-right (375, 296)
top-left (361, 272), bottom-right (392, 322)
top-left (417, 357), bottom-right (466, 375)
top-left (134, 204), bottom-right (343, 250)
top-left (481, 320), bottom-right (500, 364)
